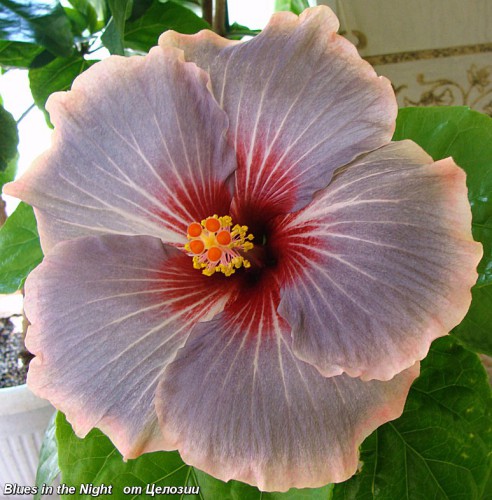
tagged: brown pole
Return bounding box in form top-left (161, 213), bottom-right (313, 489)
top-left (212, 0), bottom-right (228, 36)
top-left (202, 0), bottom-right (212, 26)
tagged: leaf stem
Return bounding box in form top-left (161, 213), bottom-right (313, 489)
top-left (16, 103), bottom-right (36, 124)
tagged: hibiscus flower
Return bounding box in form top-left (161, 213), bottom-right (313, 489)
top-left (4, 6), bottom-right (481, 492)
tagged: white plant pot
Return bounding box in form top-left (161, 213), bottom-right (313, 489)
top-left (0, 384), bottom-right (55, 494)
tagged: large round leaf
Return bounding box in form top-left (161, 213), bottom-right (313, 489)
top-left (332, 336), bottom-right (492, 499)
top-left (55, 412), bottom-right (331, 499)
top-left (0, 103), bottom-right (18, 172)
top-left (0, 0), bottom-right (74, 57)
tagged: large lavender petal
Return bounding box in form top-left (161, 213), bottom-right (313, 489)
top-left (24, 234), bottom-right (237, 458)
top-left (155, 276), bottom-right (418, 491)
top-left (275, 141), bottom-right (482, 381)
top-left (160, 6), bottom-right (397, 220)
top-left (5, 47), bottom-right (236, 252)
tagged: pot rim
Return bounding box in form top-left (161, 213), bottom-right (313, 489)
top-left (0, 383), bottom-right (52, 415)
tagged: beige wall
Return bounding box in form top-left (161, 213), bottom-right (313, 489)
top-left (317, 0), bottom-right (492, 116)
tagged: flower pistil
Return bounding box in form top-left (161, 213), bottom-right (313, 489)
top-left (185, 215), bottom-right (254, 276)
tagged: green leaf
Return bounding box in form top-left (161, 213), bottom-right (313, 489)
top-left (483, 469), bottom-right (492, 500)
top-left (125, 0), bottom-right (209, 53)
top-left (101, 0), bottom-right (132, 55)
top-left (192, 469), bottom-right (334, 499)
top-left (56, 412), bottom-right (331, 499)
top-left (170, 0), bottom-right (201, 16)
top-left (454, 286), bottom-right (492, 356)
top-left (129, 0), bottom-right (152, 21)
top-left (29, 56), bottom-right (98, 124)
top-left (0, 154), bottom-right (17, 190)
top-left (64, 6), bottom-right (89, 36)
top-left (34, 413), bottom-right (60, 500)
top-left (68, 0), bottom-right (107, 33)
top-left (333, 337), bottom-right (492, 500)
top-left (0, 201), bottom-right (43, 293)
top-left (57, 412), bottom-right (202, 498)
top-left (0, 40), bottom-right (43, 67)
top-left (0, 0), bottom-right (74, 57)
top-left (227, 22), bottom-right (260, 40)
top-left (0, 103), bottom-right (18, 171)
top-left (393, 107), bottom-right (492, 355)
top-left (29, 48), bottom-right (57, 69)
top-left (274, 0), bottom-right (311, 15)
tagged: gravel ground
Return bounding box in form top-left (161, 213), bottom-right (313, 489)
top-left (0, 315), bottom-right (31, 388)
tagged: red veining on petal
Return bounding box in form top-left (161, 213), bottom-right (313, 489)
top-left (151, 252), bottom-right (239, 322)
top-left (231, 139), bottom-right (299, 227)
top-left (149, 178), bottom-right (233, 242)
top-left (269, 212), bottom-right (325, 286)
top-left (222, 270), bottom-right (283, 342)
